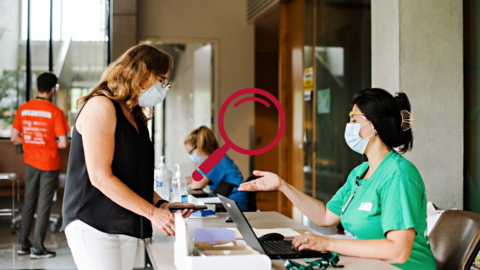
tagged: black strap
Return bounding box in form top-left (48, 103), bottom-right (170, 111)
top-left (155, 199), bottom-right (169, 208)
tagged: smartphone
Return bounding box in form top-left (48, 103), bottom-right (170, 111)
top-left (168, 205), bottom-right (208, 213)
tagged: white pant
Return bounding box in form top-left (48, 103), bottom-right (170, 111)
top-left (65, 220), bottom-right (138, 270)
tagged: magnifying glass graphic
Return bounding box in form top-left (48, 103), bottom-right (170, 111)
top-left (192, 88), bottom-right (286, 181)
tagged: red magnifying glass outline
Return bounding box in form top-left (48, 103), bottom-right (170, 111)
top-left (192, 88), bottom-right (286, 181)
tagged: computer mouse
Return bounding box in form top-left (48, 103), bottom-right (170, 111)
top-left (258, 233), bottom-right (285, 241)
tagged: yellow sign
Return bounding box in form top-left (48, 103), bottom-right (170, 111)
top-left (303, 67), bottom-right (313, 91)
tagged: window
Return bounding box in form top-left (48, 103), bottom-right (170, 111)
top-left (0, 0), bottom-right (110, 138)
top-left (464, 0), bottom-right (480, 212)
top-left (0, 0), bottom-right (25, 138)
top-left (21, 0), bottom-right (107, 41)
top-left (303, 0), bottom-right (371, 202)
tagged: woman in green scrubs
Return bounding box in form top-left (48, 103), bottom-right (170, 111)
top-left (239, 88), bottom-right (437, 270)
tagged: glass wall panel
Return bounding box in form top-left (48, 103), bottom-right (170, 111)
top-left (53, 0), bottom-right (108, 131)
top-left (303, 0), bottom-right (314, 196)
top-left (26, 0), bottom-right (51, 99)
top-left (0, 0), bottom-right (109, 138)
top-left (0, 0), bottom-right (24, 137)
top-left (464, 0), bottom-right (480, 212)
top-left (303, 0), bottom-right (371, 203)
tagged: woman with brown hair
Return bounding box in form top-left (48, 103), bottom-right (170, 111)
top-left (61, 44), bottom-right (194, 270)
top-left (184, 126), bottom-right (249, 211)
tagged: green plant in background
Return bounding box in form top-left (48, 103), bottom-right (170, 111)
top-left (0, 70), bottom-right (18, 131)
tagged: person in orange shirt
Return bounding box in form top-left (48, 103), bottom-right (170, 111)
top-left (10, 72), bottom-right (70, 259)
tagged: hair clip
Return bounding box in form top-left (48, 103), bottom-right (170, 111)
top-left (400, 110), bottom-right (414, 132)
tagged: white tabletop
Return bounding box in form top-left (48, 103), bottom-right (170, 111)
top-left (144, 211), bottom-right (399, 270)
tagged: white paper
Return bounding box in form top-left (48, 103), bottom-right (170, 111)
top-left (188, 214), bottom-right (220, 219)
top-left (213, 242), bottom-right (236, 247)
top-left (426, 201), bottom-right (445, 235)
top-left (194, 228), bottom-right (236, 244)
top-left (175, 213), bottom-right (189, 255)
top-left (192, 197), bottom-right (221, 204)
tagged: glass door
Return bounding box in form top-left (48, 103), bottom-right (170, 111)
top-left (304, 0), bottom-right (371, 204)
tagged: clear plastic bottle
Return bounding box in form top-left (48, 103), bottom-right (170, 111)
top-left (154, 156), bottom-right (171, 201)
top-left (170, 163), bottom-right (189, 203)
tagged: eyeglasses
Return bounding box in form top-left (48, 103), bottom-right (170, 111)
top-left (349, 111), bottom-right (365, 117)
top-left (349, 111), bottom-right (367, 120)
top-left (348, 111), bottom-right (367, 123)
top-left (160, 77), bottom-right (171, 89)
top-left (188, 146), bottom-right (197, 155)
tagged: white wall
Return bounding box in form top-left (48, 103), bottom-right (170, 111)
top-left (138, 0), bottom-right (255, 178)
top-left (372, 0), bottom-right (463, 209)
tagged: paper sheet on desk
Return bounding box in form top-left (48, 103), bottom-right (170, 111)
top-left (188, 214), bottom-right (220, 219)
top-left (194, 228), bottom-right (236, 244)
top-left (190, 196), bottom-right (221, 204)
top-left (235, 228), bottom-right (302, 239)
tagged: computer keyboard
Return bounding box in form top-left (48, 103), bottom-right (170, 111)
top-left (262, 240), bottom-right (297, 255)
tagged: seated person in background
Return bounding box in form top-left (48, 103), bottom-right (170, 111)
top-left (184, 126), bottom-right (249, 211)
top-left (239, 89), bottom-right (437, 270)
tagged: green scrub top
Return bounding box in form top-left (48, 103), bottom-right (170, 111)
top-left (326, 150), bottom-right (437, 270)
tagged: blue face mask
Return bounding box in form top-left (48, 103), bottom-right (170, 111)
top-left (189, 152), bottom-right (206, 164)
top-left (344, 121), bottom-right (374, 154)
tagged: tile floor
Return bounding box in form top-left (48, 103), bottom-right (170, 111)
top-left (0, 196), bottom-right (149, 270)
top-left (0, 196), bottom-right (77, 270)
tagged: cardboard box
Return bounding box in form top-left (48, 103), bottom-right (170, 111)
top-left (174, 214), bottom-right (271, 270)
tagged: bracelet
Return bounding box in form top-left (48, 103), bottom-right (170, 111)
top-left (155, 199), bottom-right (169, 208)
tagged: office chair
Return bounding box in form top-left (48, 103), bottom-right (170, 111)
top-left (244, 175), bottom-right (260, 212)
top-left (213, 182), bottom-right (238, 198)
top-left (213, 176), bottom-right (259, 212)
top-left (428, 210), bottom-right (480, 270)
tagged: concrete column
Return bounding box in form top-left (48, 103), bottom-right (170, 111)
top-left (372, 0), bottom-right (463, 209)
top-left (112, 0), bottom-right (137, 61)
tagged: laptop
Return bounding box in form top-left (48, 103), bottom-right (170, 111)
top-left (218, 195), bottom-right (329, 260)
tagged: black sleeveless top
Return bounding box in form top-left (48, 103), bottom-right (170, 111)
top-left (60, 95), bottom-right (154, 239)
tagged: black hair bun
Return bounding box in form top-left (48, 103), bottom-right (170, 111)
top-left (393, 92), bottom-right (411, 112)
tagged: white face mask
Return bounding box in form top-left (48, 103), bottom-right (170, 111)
top-left (189, 152), bottom-right (206, 164)
top-left (344, 121), bottom-right (374, 155)
top-left (138, 81), bottom-right (168, 107)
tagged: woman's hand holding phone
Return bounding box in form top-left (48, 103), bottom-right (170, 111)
top-left (150, 202), bottom-right (195, 236)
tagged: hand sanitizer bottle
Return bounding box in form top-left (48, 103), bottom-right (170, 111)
top-left (154, 156), bottom-right (171, 201)
top-left (171, 163), bottom-right (189, 203)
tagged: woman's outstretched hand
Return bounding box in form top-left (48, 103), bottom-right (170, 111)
top-left (238, 170), bottom-right (284, 192)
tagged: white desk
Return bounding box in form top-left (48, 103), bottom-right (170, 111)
top-left (144, 212), bottom-right (399, 270)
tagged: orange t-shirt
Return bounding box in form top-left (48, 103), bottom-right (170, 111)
top-left (13, 99), bottom-right (70, 171)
